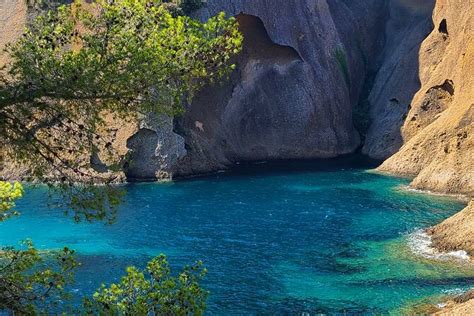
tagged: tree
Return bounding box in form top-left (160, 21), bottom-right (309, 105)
top-left (0, 0), bottom-right (242, 219)
top-left (0, 181), bottom-right (23, 220)
top-left (0, 181), bottom-right (79, 313)
top-left (0, 184), bottom-right (208, 314)
top-left (0, 0), bottom-right (242, 313)
top-left (0, 241), bottom-right (78, 314)
top-left (84, 255), bottom-right (208, 315)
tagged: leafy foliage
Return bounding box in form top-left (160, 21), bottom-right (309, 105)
top-left (0, 0), bottom-right (242, 219)
top-left (0, 182), bottom-right (78, 313)
top-left (84, 255), bottom-right (208, 315)
top-left (25, 0), bottom-right (70, 10)
top-left (0, 181), bottom-right (23, 221)
top-left (0, 182), bottom-right (208, 314)
top-left (0, 241), bottom-right (79, 314)
top-left (0, 0), bottom-right (241, 313)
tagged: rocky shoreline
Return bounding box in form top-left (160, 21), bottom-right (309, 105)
top-left (432, 290), bottom-right (474, 315)
top-left (427, 201), bottom-right (474, 261)
top-left (418, 198), bottom-right (474, 314)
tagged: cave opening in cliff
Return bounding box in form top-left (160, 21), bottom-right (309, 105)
top-left (235, 13), bottom-right (302, 65)
top-left (438, 18), bottom-right (448, 36)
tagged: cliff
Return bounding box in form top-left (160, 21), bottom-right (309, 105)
top-left (126, 0), bottom-right (440, 180)
top-left (432, 290), bottom-right (474, 315)
top-left (1, 1), bottom-right (471, 196)
top-left (362, 0), bottom-right (435, 159)
top-left (1, 0), bottom-right (452, 184)
top-left (377, 0), bottom-right (474, 197)
top-left (127, 0), bottom-right (389, 178)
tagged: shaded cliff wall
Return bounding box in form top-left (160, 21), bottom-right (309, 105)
top-left (132, 0), bottom-right (439, 180)
top-left (378, 0), bottom-right (474, 196)
top-left (362, 0), bottom-right (435, 159)
top-left (171, 0), bottom-right (388, 177)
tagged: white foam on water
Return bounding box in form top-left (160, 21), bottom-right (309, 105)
top-left (408, 229), bottom-right (470, 261)
top-left (400, 185), bottom-right (469, 202)
top-left (442, 288), bottom-right (466, 296)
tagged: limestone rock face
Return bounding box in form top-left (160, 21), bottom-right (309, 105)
top-left (174, 0), bottom-right (387, 176)
top-left (432, 289), bottom-right (474, 315)
top-left (0, 0), bottom-right (388, 181)
top-left (377, 0), bottom-right (474, 196)
top-left (1, 0), bottom-right (472, 192)
top-left (125, 115), bottom-right (186, 181)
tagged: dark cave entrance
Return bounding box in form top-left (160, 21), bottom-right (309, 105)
top-left (235, 14), bottom-right (302, 65)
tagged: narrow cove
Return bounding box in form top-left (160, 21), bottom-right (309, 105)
top-left (1, 158), bottom-right (471, 314)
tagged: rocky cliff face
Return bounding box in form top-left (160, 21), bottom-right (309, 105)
top-left (428, 201), bottom-right (474, 257)
top-left (169, 0), bottom-right (386, 177)
top-left (377, 0), bottom-right (474, 197)
top-left (1, 0), bottom-right (472, 193)
top-left (126, 0), bottom-right (445, 181)
top-left (124, 0), bottom-right (387, 178)
top-left (375, 2), bottom-right (474, 292)
top-left (362, 0), bottom-right (435, 159)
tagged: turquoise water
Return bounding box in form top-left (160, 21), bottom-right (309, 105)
top-left (1, 160), bottom-right (472, 314)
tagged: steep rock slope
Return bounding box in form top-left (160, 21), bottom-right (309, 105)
top-left (362, 0), bottom-right (435, 159)
top-left (0, 0), bottom-right (436, 181)
top-left (2, 0), bottom-right (471, 190)
top-left (432, 290), bottom-right (474, 315)
top-left (377, 0), bottom-right (474, 196)
top-left (427, 201), bottom-right (474, 257)
top-left (0, 0), bottom-right (385, 180)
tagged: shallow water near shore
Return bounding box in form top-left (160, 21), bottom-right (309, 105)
top-left (1, 158), bottom-right (472, 314)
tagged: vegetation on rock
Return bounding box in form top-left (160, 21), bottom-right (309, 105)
top-left (0, 0), bottom-right (242, 313)
top-left (1, 0), bottom-right (241, 216)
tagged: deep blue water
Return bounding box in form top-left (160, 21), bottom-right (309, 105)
top-left (1, 159), bottom-right (472, 314)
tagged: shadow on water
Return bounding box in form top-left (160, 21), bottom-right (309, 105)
top-left (175, 154), bottom-right (383, 182)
